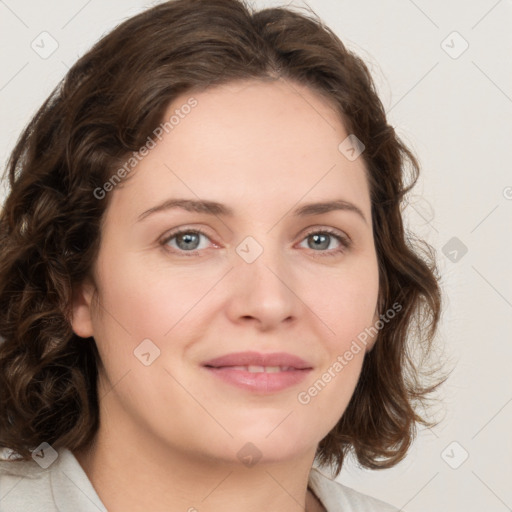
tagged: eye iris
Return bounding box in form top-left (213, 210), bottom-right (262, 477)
top-left (169, 231), bottom-right (339, 253)
top-left (176, 232), bottom-right (200, 250)
top-left (309, 233), bottom-right (329, 250)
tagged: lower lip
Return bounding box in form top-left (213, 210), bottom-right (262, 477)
top-left (203, 367), bottom-right (312, 393)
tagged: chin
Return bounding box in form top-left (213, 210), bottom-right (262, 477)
top-left (187, 424), bottom-right (314, 467)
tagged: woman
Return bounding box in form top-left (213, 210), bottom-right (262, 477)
top-left (0, 0), bottom-right (444, 510)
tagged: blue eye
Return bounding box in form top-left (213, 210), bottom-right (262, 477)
top-left (160, 227), bottom-right (351, 257)
top-left (162, 229), bottom-right (210, 254)
top-left (299, 229), bottom-right (351, 256)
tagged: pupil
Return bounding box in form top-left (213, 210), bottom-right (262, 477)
top-left (310, 234), bottom-right (328, 250)
top-left (174, 233), bottom-right (330, 251)
top-left (178, 233), bottom-right (199, 250)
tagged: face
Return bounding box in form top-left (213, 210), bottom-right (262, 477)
top-left (71, 78), bottom-right (380, 466)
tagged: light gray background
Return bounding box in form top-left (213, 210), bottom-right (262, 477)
top-left (1, 1), bottom-right (511, 511)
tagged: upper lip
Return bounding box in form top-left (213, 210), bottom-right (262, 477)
top-left (202, 351), bottom-right (313, 370)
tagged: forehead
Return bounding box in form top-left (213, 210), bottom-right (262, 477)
top-left (168, 78), bottom-right (348, 163)
top-left (109, 78), bottom-right (371, 220)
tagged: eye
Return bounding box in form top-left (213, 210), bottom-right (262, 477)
top-left (161, 228), bottom-right (214, 256)
top-left (298, 228), bottom-right (351, 256)
top-left (160, 227), bottom-right (351, 257)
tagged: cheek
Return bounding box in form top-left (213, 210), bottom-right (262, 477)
top-left (306, 256), bottom-right (380, 343)
top-left (93, 249), bottom-right (209, 339)
top-left (297, 257), bottom-right (378, 418)
top-left (295, 343), bottom-right (365, 445)
top-left (88, 250), bottom-right (218, 395)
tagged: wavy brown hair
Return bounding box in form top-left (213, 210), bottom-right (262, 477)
top-left (0, 0), bottom-right (445, 474)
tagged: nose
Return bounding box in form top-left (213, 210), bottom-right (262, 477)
top-left (224, 237), bottom-right (301, 331)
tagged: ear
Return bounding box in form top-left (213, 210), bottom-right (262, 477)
top-left (70, 277), bottom-right (96, 338)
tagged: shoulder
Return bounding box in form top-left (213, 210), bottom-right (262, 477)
top-left (308, 467), bottom-right (400, 512)
top-left (0, 449), bottom-right (46, 476)
top-left (0, 447), bottom-right (108, 512)
top-left (0, 449), bottom-right (56, 512)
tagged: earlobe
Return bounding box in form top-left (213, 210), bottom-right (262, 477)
top-left (70, 278), bottom-right (96, 339)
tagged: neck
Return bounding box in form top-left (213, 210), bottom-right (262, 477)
top-left (74, 423), bottom-right (325, 512)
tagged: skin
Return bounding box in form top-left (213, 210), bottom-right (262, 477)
top-left (71, 78), bottom-right (380, 512)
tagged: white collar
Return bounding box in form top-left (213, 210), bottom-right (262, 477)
top-left (47, 449), bottom-right (378, 512)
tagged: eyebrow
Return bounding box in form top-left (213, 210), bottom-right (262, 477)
top-left (137, 198), bottom-right (368, 224)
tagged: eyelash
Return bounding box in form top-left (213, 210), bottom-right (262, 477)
top-left (160, 227), bottom-right (352, 258)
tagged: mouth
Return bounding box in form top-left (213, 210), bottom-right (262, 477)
top-left (211, 365), bottom-right (302, 373)
top-left (202, 351), bottom-right (313, 393)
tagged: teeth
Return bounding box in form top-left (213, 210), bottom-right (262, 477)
top-left (225, 365), bottom-right (292, 373)
top-left (247, 365), bottom-right (266, 373)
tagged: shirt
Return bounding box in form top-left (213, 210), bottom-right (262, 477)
top-left (0, 448), bottom-right (399, 511)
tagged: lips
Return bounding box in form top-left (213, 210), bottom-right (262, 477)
top-left (202, 351), bottom-right (313, 370)
top-left (202, 351), bottom-right (313, 393)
